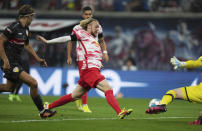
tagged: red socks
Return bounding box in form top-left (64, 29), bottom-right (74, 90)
top-left (49, 94), bottom-right (74, 109)
top-left (81, 92), bottom-right (88, 105)
top-left (105, 90), bottom-right (121, 114)
top-left (48, 90), bottom-right (122, 115)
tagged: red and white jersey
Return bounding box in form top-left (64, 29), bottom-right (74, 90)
top-left (72, 25), bottom-right (103, 70)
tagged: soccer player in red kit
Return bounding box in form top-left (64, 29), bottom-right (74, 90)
top-left (39, 6), bottom-right (108, 113)
top-left (67, 6), bottom-right (109, 113)
top-left (37, 18), bottom-right (132, 119)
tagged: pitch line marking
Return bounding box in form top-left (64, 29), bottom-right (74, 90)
top-left (0, 116), bottom-right (196, 123)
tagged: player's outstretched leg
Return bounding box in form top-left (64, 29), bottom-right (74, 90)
top-left (146, 90), bottom-right (176, 114)
top-left (105, 89), bottom-right (133, 119)
top-left (19, 71), bottom-right (57, 118)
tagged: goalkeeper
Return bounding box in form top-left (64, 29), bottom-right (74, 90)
top-left (145, 56), bottom-right (202, 125)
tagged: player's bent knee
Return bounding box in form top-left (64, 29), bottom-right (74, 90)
top-left (101, 87), bottom-right (112, 93)
top-left (30, 80), bottom-right (38, 88)
top-left (166, 90), bottom-right (176, 96)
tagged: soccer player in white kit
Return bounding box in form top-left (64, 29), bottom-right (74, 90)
top-left (67, 6), bottom-right (109, 113)
top-left (37, 18), bottom-right (132, 119)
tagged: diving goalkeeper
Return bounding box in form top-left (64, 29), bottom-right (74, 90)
top-left (146, 56), bottom-right (202, 125)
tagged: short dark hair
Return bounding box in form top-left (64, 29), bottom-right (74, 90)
top-left (18, 4), bottom-right (35, 17)
top-left (82, 6), bottom-right (92, 13)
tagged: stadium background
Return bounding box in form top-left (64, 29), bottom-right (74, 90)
top-left (0, 0), bottom-right (202, 98)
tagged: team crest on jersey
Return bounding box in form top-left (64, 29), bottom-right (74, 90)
top-left (13, 67), bottom-right (19, 73)
top-left (92, 41), bottom-right (99, 47)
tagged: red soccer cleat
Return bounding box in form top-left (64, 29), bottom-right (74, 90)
top-left (189, 116), bottom-right (202, 125)
top-left (145, 105), bottom-right (167, 114)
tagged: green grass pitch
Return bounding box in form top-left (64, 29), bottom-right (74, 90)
top-left (0, 94), bottom-right (202, 131)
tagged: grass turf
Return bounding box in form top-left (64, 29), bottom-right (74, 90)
top-left (0, 94), bottom-right (202, 131)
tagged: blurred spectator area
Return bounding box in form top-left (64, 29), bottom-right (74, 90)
top-left (0, 0), bottom-right (202, 71)
top-left (1, 0), bottom-right (202, 12)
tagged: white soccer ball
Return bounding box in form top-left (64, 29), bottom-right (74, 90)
top-left (149, 98), bottom-right (161, 107)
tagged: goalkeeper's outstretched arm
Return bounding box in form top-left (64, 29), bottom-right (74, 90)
top-left (185, 56), bottom-right (202, 69)
top-left (170, 56), bottom-right (202, 70)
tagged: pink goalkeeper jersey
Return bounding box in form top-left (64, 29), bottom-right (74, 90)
top-left (72, 24), bottom-right (103, 69)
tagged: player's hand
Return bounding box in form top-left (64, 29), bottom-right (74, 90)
top-left (67, 57), bottom-right (72, 65)
top-left (38, 58), bottom-right (47, 67)
top-left (3, 59), bottom-right (10, 70)
top-left (36, 35), bottom-right (47, 44)
top-left (103, 53), bottom-right (109, 62)
top-left (170, 56), bottom-right (185, 70)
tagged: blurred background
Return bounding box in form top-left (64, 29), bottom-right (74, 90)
top-left (0, 0), bottom-right (202, 98)
top-left (0, 0), bottom-right (202, 71)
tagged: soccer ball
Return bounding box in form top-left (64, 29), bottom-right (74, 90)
top-left (149, 98), bottom-right (161, 107)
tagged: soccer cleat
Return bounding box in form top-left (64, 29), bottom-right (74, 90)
top-left (15, 95), bottom-right (21, 102)
top-left (118, 108), bottom-right (133, 119)
top-left (82, 104), bottom-right (92, 113)
top-left (8, 94), bottom-right (14, 102)
top-left (145, 104), bottom-right (167, 114)
top-left (189, 116), bottom-right (202, 125)
top-left (39, 109), bottom-right (57, 119)
top-left (75, 99), bottom-right (83, 111)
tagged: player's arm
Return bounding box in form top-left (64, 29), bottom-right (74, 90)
top-left (0, 34), bottom-right (10, 70)
top-left (67, 41), bottom-right (72, 65)
top-left (36, 35), bottom-right (76, 44)
top-left (170, 56), bottom-right (202, 70)
top-left (99, 35), bottom-right (109, 62)
top-left (185, 56), bottom-right (202, 68)
top-left (24, 43), bottom-right (47, 66)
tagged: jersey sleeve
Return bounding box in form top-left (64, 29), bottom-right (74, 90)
top-left (185, 56), bottom-right (202, 68)
top-left (2, 23), bottom-right (16, 39)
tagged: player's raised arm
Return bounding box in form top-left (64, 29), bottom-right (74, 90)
top-left (36, 35), bottom-right (77, 44)
top-left (185, 56), bottom-right (202, 68)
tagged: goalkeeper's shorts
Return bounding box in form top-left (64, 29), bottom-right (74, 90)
top-left (181, 82), bottom-right (202, 103)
